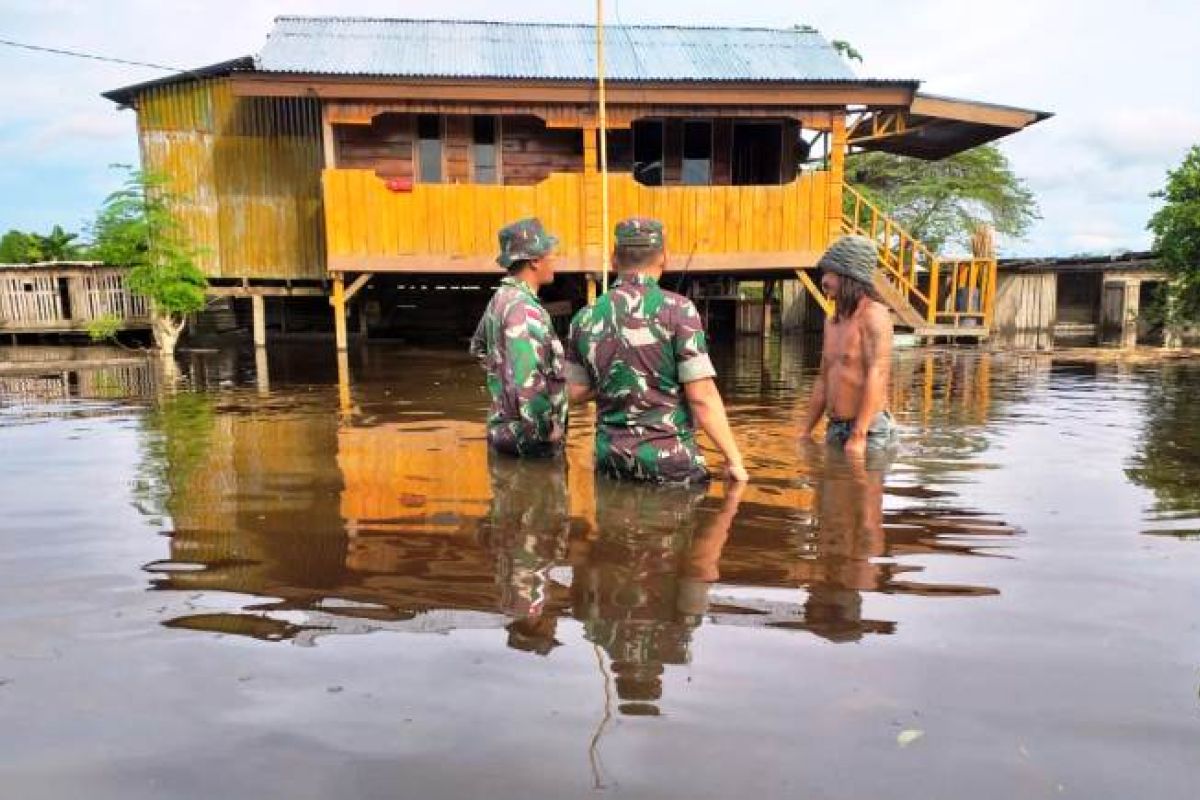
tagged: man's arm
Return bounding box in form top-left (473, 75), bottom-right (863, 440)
top-left (564, 309), bottom-right (595, 403)
top-left (468, 311), bottom-right (488, 361)
top-left (846, 304), bottom-right (892, 456)
top-left (513, 309), bottom-right (566, 444)
top-left (802, 324), bottom-right (830, 437)
top-left (684, 378), bottom-right (748, 482)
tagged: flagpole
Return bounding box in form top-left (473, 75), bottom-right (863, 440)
top-left (597, 0), bottom-right (611, 292)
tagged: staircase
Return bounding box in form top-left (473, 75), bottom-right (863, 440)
top-left (803, 184), bottom-right (997, 339)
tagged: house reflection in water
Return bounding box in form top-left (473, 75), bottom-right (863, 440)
top-left (138, 346), bottom-right (1017, 712)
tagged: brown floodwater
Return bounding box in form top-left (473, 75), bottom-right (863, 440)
top-left (0, 340), bottom-right (1198, 799)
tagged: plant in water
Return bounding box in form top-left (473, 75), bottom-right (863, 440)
top-left (85, 313), bottom-right (122, 344)
top-left (90, 167), bottom-right (207, 355)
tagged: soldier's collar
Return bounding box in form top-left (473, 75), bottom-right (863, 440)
top-left (500, 275), bottom-right (538, 297)
top-left (614, 272), bottom-right (659, 287)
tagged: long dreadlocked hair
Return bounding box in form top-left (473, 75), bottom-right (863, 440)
top-left (832, 275), bottom-right (885, 322)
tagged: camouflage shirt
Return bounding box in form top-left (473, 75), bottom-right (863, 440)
top-left (566, 273), bottom-right (716, 483)
top-left (470, 277), bottom-right (568, 456)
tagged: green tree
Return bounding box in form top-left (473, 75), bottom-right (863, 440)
top-left (0, 230), bottom-right (43, 263)
top-left (90, 167), bottom-right (207, 355)
top-left (1146, 145), bottom-right (1200, 325)
top-left (35, 225), bottom-right (84, 261)
top-left (845, 144), bottom-right (1039, 253)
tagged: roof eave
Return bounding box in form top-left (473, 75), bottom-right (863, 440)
top-left (101, 56), bottom-right (256, 107)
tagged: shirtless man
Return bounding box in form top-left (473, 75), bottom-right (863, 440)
top-left (802, 235), bottom-right (896, 458)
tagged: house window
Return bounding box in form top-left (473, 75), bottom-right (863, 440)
top-left (632, 120), bottom-right (664, 186)
top-left (682, 121), bottom-right (713, 185)
top-left (472, 116), bottom-right (499, 184)
top-left (732, 122), bottom-right (784, 185)
top-left (417, 114), bottom-right (443, 183)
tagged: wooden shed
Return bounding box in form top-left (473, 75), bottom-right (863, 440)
top-left (103, 17), bottom-right (1049, 347)
top-left (0, 262), bottom-right (149, 335)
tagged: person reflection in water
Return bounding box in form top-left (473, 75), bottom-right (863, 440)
top-left (574, 479), bottom-right (744, 715)
top-left (477, 455), bottom-right (571, 656)
top-left (800, 445), bottom-right (894, 642)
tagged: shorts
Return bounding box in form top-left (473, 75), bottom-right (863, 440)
top-left (825, 411), bottom-right (898, 451)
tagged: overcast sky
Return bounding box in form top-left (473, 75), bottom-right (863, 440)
top-left (1, 0), bottom-right (1197, 256)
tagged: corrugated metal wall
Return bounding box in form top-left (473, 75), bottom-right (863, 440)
top-left (137, 79), bottom-right (325, 280)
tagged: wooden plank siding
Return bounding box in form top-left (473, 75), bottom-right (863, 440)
top-left (0, 268), bottom-right (150, 332)
top-left (136, 78), bottom-right (325, 280)
top-left (323, 169), bottom-right (833, 273)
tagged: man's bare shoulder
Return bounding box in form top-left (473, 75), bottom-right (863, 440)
top-left (857, 299), bottom-right (893, 332)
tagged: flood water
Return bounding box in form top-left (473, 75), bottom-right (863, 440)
top-left (1, 340), bottom-right (1198, 799)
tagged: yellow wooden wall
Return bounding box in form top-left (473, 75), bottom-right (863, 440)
top-left (324, 171), bottom-right (587, 263)
top-left (323, 168), bottom-right (832, 264)
top-left (137, 79), bottom-right (325, 279)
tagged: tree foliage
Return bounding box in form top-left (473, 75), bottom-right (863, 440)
top-left (0, 225), bottom-right (85, 263)
top-left (90, 167), bottom-right (207, 353)
top-left (1146, 145), bottom-right (1200, 324)
top-left (845, 144), bottom-right (1039, 253)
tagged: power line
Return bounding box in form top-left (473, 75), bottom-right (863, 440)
top-left (0, 37), bottom-right (181, 72)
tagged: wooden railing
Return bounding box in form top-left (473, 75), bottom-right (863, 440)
top-left (322, 168), bottom-right (834, 270)
top-left (841, 184), bottom-right (996, 329)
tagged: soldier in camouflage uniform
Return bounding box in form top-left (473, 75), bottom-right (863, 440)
top-left (470, 218), bottom-right (568, 457)
top-left (566, 217), bottom-right (748, 483)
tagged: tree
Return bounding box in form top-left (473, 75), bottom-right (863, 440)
top-left (845, 145), bottom-right (1040, 253)
top-left (90, 168), bottom-right (208, 355)
top-left (0, 230), bottom-right (43, 263)
top-left (0, 225), bottom-right (86, 263)
top-left (1146, 145), bottom-right (1200, 325)
top-left (35, 225), bottom-right (83, 261)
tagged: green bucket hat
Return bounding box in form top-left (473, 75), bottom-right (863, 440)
top-left (614, 216), bottom-right (665, 248)
top-left (496, 217), bottom-right (559, 269)
top-left (817, 235), bottom-right (879, 286)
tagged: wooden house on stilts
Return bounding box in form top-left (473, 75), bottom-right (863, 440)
top-left (103, 17), bottom-right (1048, 348)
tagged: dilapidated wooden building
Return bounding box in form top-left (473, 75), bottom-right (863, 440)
top-left (103, 17), bottom-right (1048, 348)
top-left (993, 252), bottom-right (1175, 349)
top-left (0, 262), bottom-right (149, 337)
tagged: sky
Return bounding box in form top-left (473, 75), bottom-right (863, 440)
top-left (1, 0), bottom-right (1197, 257)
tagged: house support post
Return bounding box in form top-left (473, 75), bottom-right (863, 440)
top-left (1121, 279), bottom-right (1141, 349)
top-left (332, 274), bottom-right (348, 352)
top-left (251, 294), bottom-right (267, 348)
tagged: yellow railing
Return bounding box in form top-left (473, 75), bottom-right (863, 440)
top-left (841, 184), bottom-right (996, 328)
top-left (322, 168), bottom-right (834, 267)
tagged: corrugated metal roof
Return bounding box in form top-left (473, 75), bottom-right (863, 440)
top-left (256, 16), bottom-right (875, 82)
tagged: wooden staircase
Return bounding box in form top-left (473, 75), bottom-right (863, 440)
top-left (800, 184), bottom-right (997, 340)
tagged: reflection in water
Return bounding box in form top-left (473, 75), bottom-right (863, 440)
top-left (1126, 363), bottom-right (1200, 538)
top-left (575, 481), bottom-right (740, 716)
top-left (4, 341), bottom-right (1199, 798)
top-left (124, 343), bottom-right (1020, 686)
top-left (478, 455), bottom-right (571, 656)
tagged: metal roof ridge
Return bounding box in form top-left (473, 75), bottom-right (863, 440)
top-left (269, 15), bottom-right (828, 34)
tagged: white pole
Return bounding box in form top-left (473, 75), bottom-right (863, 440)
top-left (597, 0), bottom-right (611, 292)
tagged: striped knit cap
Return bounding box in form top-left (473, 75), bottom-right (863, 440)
top-left (817, 235), bottom-right (878, 286)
